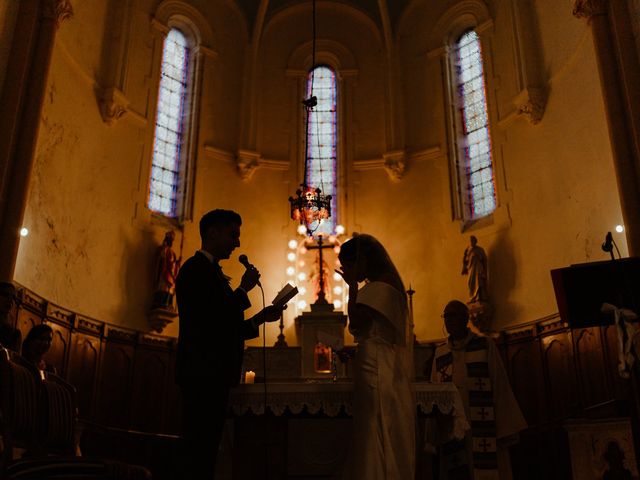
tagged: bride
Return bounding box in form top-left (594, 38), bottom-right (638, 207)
top-left (337, 234), bottom-right (415, 479)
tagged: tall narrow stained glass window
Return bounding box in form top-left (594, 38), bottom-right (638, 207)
top-left (454, 30), bottom-right (496, 219)
top-left (148, 28), bottom-right (191, 217)
top-left (306, 65), bottom-right (338, 236)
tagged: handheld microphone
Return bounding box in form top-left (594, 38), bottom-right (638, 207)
top-left (239, 254), bottom-right (261, 287)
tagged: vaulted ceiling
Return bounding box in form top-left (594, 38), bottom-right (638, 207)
top-left (232, 0), bottom-right (414, 41)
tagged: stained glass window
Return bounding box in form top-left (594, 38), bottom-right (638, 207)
top-left (148, 28), bottom-right (190, 217)
top-left (454, 30), bottom-right (496, 219)
top-left (306, 65), bottom-right (338, 236)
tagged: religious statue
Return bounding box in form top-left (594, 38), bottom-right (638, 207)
top-left (461, 235), bottom-right (488, 304)
top-left (152, 230), bottom-right (180, 310)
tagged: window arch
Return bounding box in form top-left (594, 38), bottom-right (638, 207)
top-left (451, 29), bottom-right (496, 220)
top-left (148, 27), bottom-right (192, 218)
top-left (306, 65), bottom-right (338, 236)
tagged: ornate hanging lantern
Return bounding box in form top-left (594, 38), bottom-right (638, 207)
top-left (288, 0), bottom-right (331, 235)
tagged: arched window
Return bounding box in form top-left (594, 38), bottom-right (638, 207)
top-left (148, 28), bottom-right (191, 218)
top-left (452, 30), bottom-right (496, 220)
top-left (306, 65), bottom-right (338, 235)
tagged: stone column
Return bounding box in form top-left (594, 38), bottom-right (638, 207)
top-left (0, 0), bottom-right (73, 323)
top-left (573, 0), bottom-right (640, 255)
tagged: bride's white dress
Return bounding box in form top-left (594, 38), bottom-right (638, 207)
top-left (347, 281), bottom-right (415, 480)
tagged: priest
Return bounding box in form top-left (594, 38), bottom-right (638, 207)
top-left (431, 300), bottom-right (526, 480)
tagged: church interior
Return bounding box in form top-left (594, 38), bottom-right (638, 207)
top-left (1, 0), bottom-right (640, 478)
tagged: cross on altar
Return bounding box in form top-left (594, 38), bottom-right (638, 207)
top-left (306, 234), bottom-right (334, 304)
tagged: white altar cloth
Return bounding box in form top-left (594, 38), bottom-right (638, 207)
top-left (230, 381), bottom-right (469, 441)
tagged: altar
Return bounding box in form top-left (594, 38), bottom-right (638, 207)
top-left (217, 272), bottom-right (468, 479)
top-left (221, 382), bottom-right (469, 480)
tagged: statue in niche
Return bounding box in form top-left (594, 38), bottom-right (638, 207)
top-left (153, 230), bottom-right (181, 310)
top-left (462, 235), bottom-right (488, 304)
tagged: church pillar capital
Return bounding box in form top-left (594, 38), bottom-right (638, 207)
top-left (572, 0), bottom-right (608, 21)
top-left (41, 0), bottom-right (74, 28)
top-left (382, 150), bottom-right (406, 182)
top-left (236, 150), bottom-right (262, 181)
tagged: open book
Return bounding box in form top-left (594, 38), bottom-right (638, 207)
top-left (272, 283), bottom-right (299, 308)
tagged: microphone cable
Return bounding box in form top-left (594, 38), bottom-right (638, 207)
top-left (258, 283), bottom-right (270, 479)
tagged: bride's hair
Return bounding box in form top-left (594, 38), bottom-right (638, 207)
top-left (338, 234), bottom-right (406, 301)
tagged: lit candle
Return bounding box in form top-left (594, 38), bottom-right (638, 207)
top-left (245, 370), bottom-right (256, 384)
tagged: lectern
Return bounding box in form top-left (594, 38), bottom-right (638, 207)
top-left (550, 257), bottom-right (640, 328)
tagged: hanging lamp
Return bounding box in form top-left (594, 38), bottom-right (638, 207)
top-left (288, 0), bottom-right (332, 235)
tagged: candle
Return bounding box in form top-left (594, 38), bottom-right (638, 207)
top-left (245, 370), bottom-right (256, 384)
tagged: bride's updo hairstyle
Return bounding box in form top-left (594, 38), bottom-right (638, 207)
top-left (338, 234), bottom-right (406, 300)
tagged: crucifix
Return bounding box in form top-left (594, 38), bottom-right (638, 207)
top-left (306, 234), bottom-right (334, 304)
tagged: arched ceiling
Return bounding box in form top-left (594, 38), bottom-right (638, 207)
top-left (232, 0), bottom-right (414, 41)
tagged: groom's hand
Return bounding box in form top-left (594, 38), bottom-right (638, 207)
top-left (253, 305), bottom-right (287, 325)
top-left (240, 265), bottom-right (261, 292)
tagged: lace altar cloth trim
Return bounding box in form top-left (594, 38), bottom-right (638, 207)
top-left (229, 382), bottom-right (469, 440)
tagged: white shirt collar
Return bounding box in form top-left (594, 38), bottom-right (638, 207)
top-left (198, 249), bottom-right (215, 264)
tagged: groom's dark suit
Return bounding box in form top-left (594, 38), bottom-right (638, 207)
top-left (175, 250), bottom-right (259, 476)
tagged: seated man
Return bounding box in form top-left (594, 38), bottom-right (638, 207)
top-left (430, 300), bottom-right (526, 480)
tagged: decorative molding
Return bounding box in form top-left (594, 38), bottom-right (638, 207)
top-left (502, 325), bottom-right (536, 342)
top-left (409, 146), bottom-right (442, 163)
top-left (203, 144), bottom-right (235, 163)
top-left (42, 0), bottom-right (74, 27)
top-left (353, 147), bottom-right (442, 181)
top-left (105, 325), bottom-right (138, 344)
top-left (573, 0), bottom-right (608, 20)
top-left (19, 288), bottom-right (47, 315)
top-left (236, 149), bottom-right (261, 181)
top-left (46, 303), bottom-right (74, 327)
top-left (138, 332), bottom-right (176, 349)
top-left (75, 315), bottom-right (105, 336)
top-left (354, 150), bottom-right (406, 181)
top-left (99, 87), bottom-right (130, 125)
top-left (233, 150), bottom-right (290, 181)
top-left (537, 315), bottom-right (567, 335)
top-left (514, 87), bottom-right (547, 125)
top-left (382, 150), bottom-right (406, 181)
top-left (259, 158), bottom-right (290, 171)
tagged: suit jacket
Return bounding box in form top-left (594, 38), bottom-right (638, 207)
top-left (175, 251), bottom-right (259, 387)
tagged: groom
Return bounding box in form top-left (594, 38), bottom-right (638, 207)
top-left (175, 209), bottom-right (285, 477)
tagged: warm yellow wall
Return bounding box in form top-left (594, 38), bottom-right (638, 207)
top-left (10, 0), bottom-right (628, 344)
top-left (14, 0), bottom-right (248, 338)
top-left (396, 0), bottom-right (627, 339)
